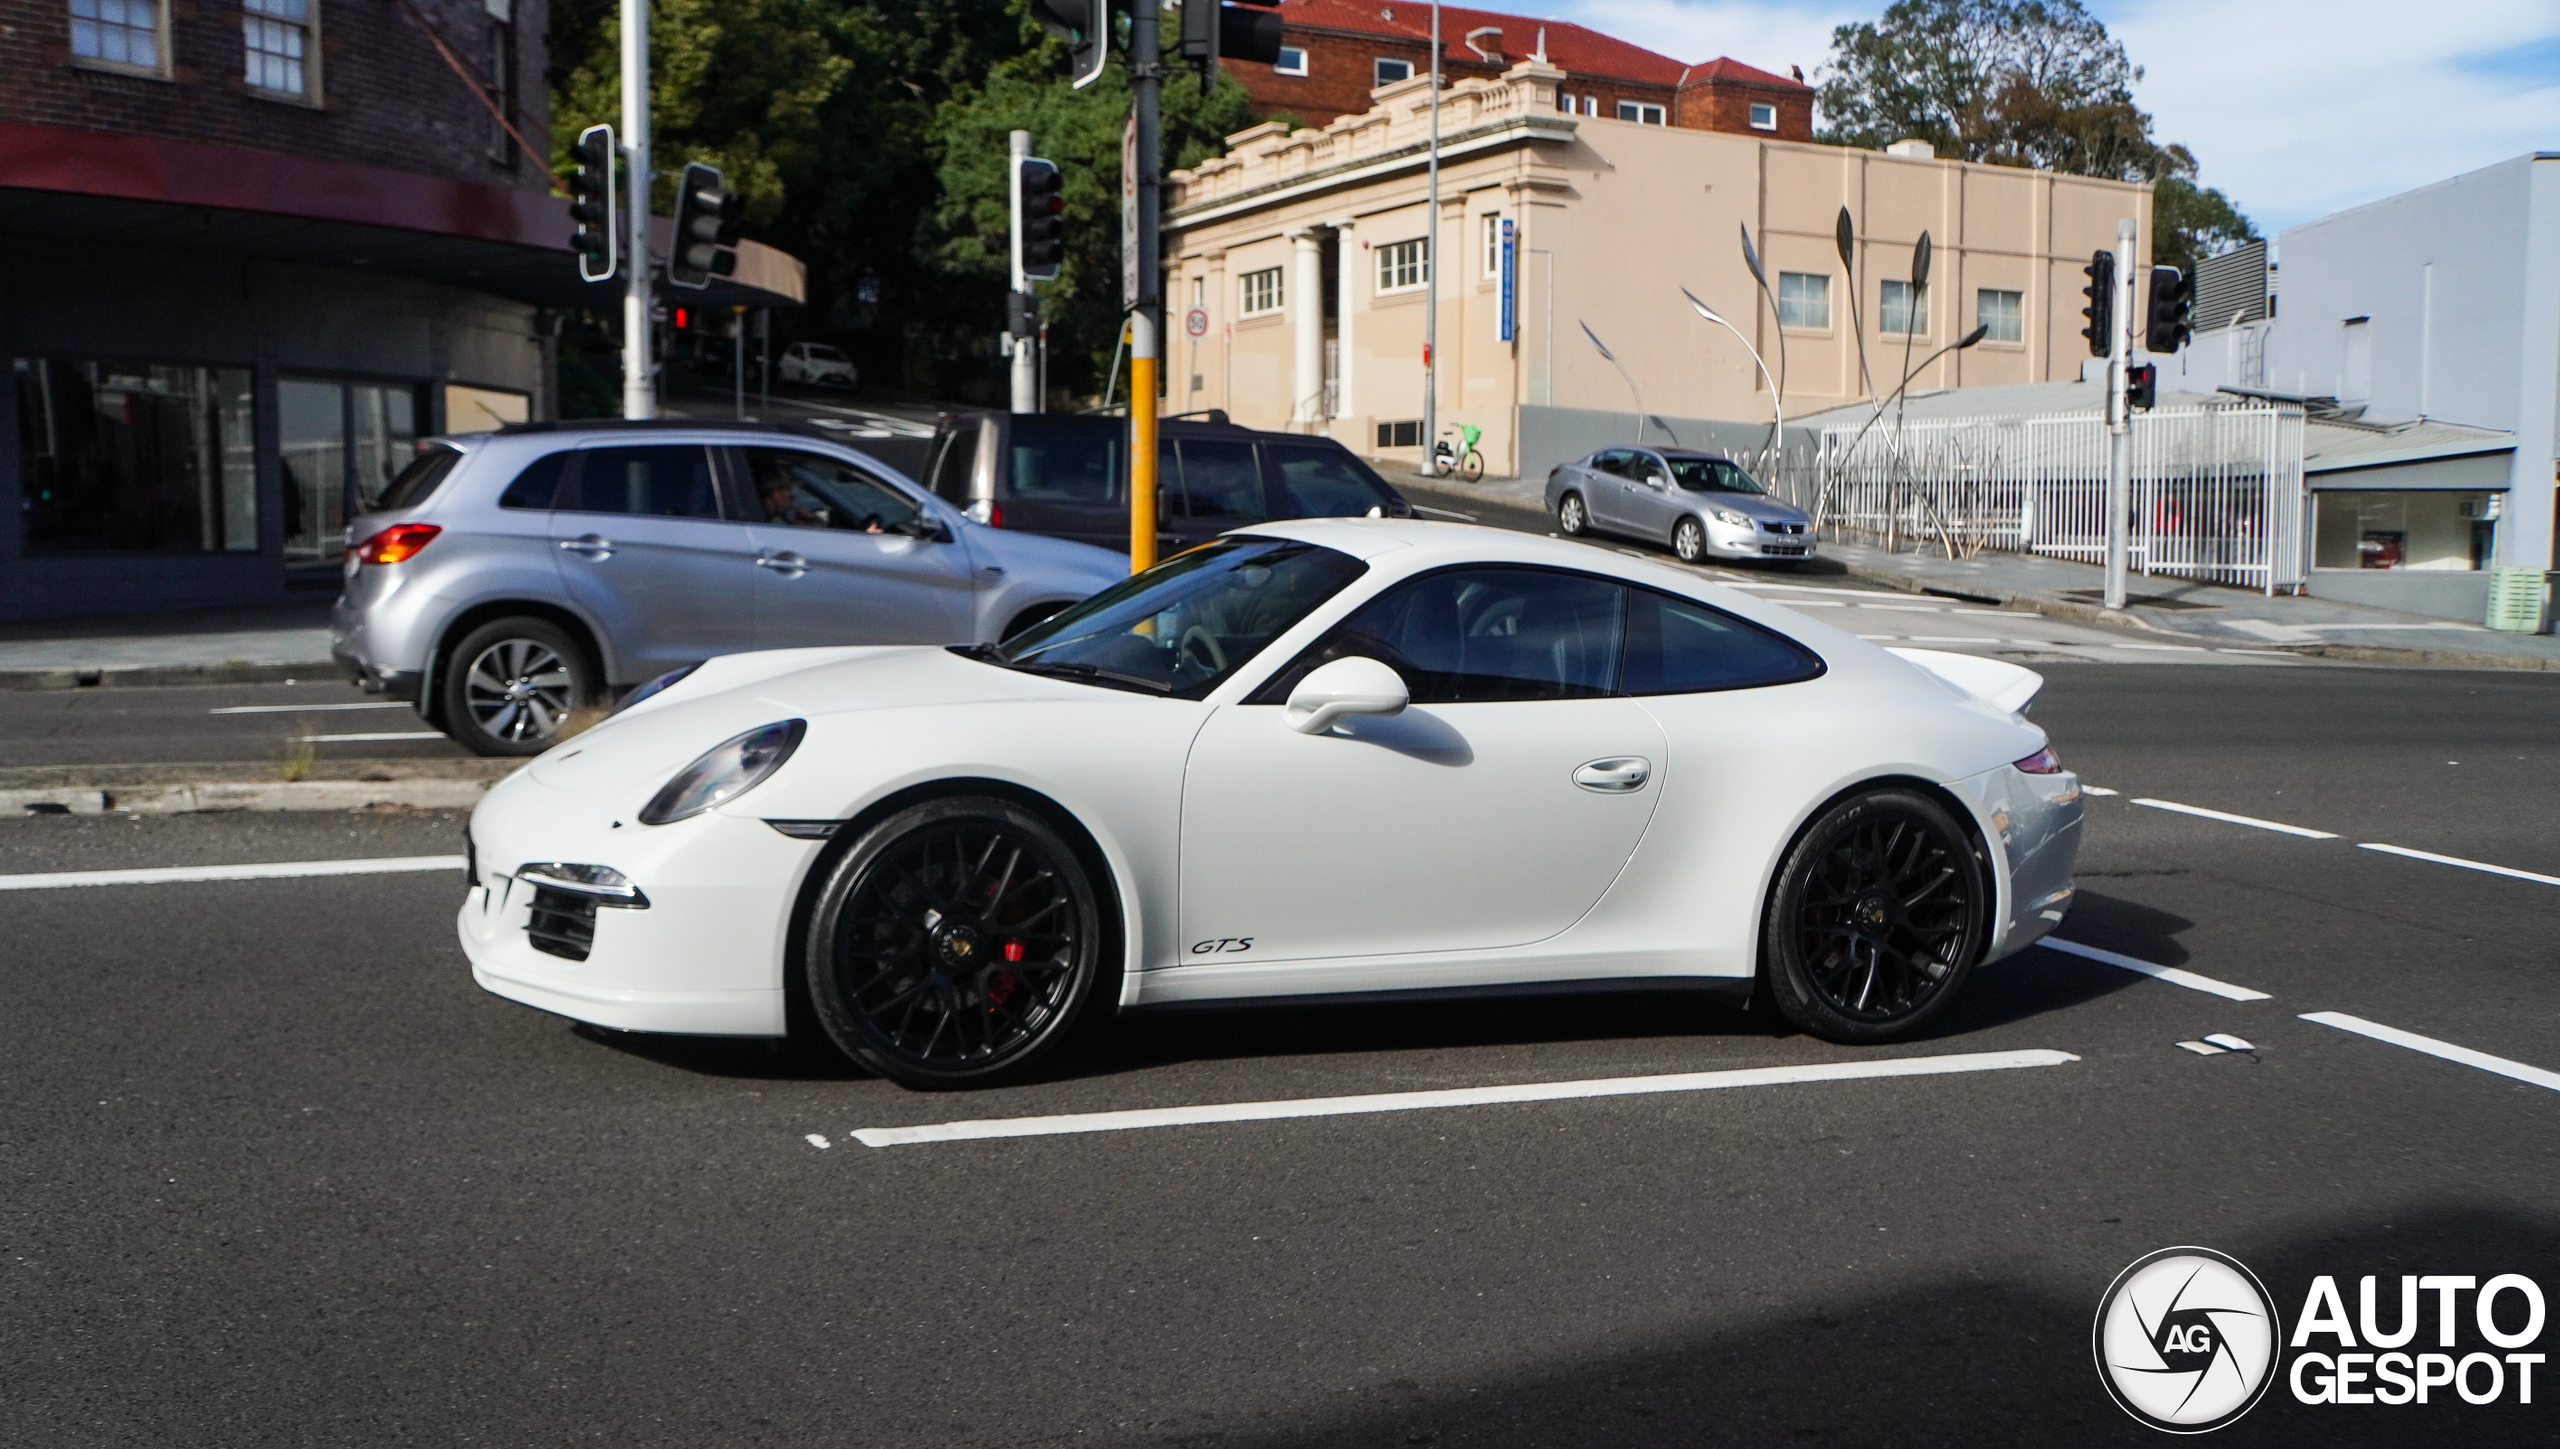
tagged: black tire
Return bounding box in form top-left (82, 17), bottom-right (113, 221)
top-left (440, 617), bottom-right (598, 757)
top-left (1556, 491), bottom-right (1590, 537)
top-left (1764, 788), bottom-right (1989, 1043)
top-left (1672, 516), bottom-right (1707, 564)
top-left (1459, 450), bottom-right (1484, 483)
top-left (804, 796), bottom-right (1108, 1089)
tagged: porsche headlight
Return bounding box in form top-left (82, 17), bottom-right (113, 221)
top-left (639, 720), bottom-right (806, 825)
top-left (1708, 506), bottom-right (1752, 527)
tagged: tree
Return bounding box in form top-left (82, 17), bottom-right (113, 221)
top-left (1816, 0), bottom-right (2253, 270)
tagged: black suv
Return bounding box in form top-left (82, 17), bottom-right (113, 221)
top-left (920, 411), bottom-right (1415, 554)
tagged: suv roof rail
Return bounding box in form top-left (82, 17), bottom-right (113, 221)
top-left (494, 417), bottom-right (858, 444)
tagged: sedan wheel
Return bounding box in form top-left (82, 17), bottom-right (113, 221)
top-left (1557, 491), bottom-right (1589, 537)
top-left (441, 617), bottom-right (595, 757)
top-left (806, 796), bottom-right (1106, 1089)
top-left (1764, 789), bottom-right (1988, 1042)
top-left (1672, 516), bottom-right (1707, 563)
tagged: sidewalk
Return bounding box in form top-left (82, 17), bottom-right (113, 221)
top-left (0, 602), bottom-right (336, 689)
top-left (1391, 470), bottom-right (2560, 672)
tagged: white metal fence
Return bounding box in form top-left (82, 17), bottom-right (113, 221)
top-left (1779, 404), bottom-right (2308, 594)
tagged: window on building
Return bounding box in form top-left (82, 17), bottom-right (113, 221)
top-left (1777, 272), bottom-right (1830, 329)
top-left (1241, 266), bottom-right (1284, 316)
top-left (1977, 288), bottom-right (2023, 344)
top-left (15, 359), bottom-right (258, 555)
top-left (485, 10), bottom-right (519, 166)
top-left (1748, 103), bottom-right (1777, 131)
top-left (1275, 47), bottom-right (1308, 75)
top-left (1557, 89), bottom-right (1574, 113)
top-left (1482, 213), bottom-right (1505, 277)
top-left (1616, 101), bottom-right (1665, 125)
top-left (243, 0), bottom-right (315, 98)
top-left (1378, 420), bottom-right (1423, 449)
top-left (68, 0), bottom-right (166, 74)
top-left (1375, 58), bottom-right (1414, 86)
top-left (1880, 278), bottom-right (1929, 336)
top-left (1377, 238), bottom-right (1429, 294)
top-left (2314, 491), bottom-right (2498, 572)
top-left (278, 379), bottom-right (421, 570)
top-left (1582, 94), bottom-right (1599, 116)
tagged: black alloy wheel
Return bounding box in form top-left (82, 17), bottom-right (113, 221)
top-left (1672, 516), bottom-right (1707, 563)
top-left (805, 796), bottom-right (1107, 1088)
top-left (1764, 788), bottom-right (1989, 1042)
top-left (1556, 491), bottom-right (1589, 537)
top-left (440, 616), bottom-right (597, 757)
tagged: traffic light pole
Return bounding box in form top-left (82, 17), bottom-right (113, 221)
top-left (1008, 130), bottom-right (1038, 415)
top-left (2102, 216), bottom-right (2135, 612)
top-left (1126, 5), bottom-right (1162, 572)
top-left (618, 0), bottom-right (654, 420)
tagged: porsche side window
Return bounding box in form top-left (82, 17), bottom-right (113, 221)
top-left (1268, 567), bottom-right (1624, 704)
top-left (1620, 587), bottom-right (1824, 695)
top-left (742, 448), bottom-right (922, 534)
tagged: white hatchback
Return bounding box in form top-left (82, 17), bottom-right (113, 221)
top-left (778, 341), bottom-right (856, 388)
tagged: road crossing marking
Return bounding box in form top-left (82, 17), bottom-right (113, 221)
top-left (2036, 938), bottom-right (2273, 1001)
top-left (2301, 1012), bottom-right (2560, 1095)
top-left (2132, 798), bottom-right (2339, 839)
top-left (2357, 843), bottom-right (2560, 889)
top-left (843, 1049), bottom-right (2082, 1147)
top-left (0, 856), bottom-right (465, 891)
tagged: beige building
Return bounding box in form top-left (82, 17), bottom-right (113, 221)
top-left (1163, 58), bottom-right (2154, 479)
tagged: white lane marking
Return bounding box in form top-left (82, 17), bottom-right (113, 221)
top-left (1856, 633), bottom-right (1898, 640)
top-left (2178, 1040), bottom-right (2228, 1055)
top-left (1955, 608), bottom-right (2033, 617)
top-left (1908, 635), bottom-right (2004, 643)
top-left (2036, 938), bottom-right (2273, 1001)
top-left (0, 856), bottom-right (465, 891)
top-left (2082, 786), bottom-right (2120, 796)
top-left (847, 1048), bottom-right (2082, 1148)
top-left (2133, 797), bottom-right (2339, 839)
top-left (209, 702), bottom-right (410, 715)
top-left (2204, 1033), bottom-right (2256, 1052)
top-left (805, 1134), bottom-right (832, 1150)
top-left (2301, 1012), bottom-right (2560, 1095)
top-left (2358, 843), bottom-right (2560, 889)
top-left (297, 731), bottom-right (448, 743)
top-left (1862, 604), bottom-right (1944, 613)
top-left (2114, 643), bottom-right (2210, 652)
top-left (1779, 600), bottom-right (1846, 607)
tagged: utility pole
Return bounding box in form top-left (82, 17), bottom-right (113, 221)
top-left (2103, 216), bottom-right (2136, 612)
top-left (1008, 129), bottom-right (1038, 414)
top-left (618, 0), bottom-right (653, 420)
top-left (1421, 0), bottom-right (1440, 472)
top-left (1126, 3), bottom-right (1162, 572)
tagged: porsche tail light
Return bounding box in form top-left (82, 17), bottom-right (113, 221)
top-left (2013, 745), bottom-right (2063, 774)
top-left (353, 523), bottom-right (442, 565)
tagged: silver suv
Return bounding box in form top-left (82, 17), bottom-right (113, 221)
top-left (330, 421), bottom-right (1129, 756)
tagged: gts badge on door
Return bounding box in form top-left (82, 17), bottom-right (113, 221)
top-left (1189, 937), bottom-right (1255, 956)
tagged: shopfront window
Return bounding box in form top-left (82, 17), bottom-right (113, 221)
top-left (15, 358), bottom-right (255, 555)
top-left (281, 378), bottom-right (420, 570)
top-left (2313, 490), bottom-right (2498, 572)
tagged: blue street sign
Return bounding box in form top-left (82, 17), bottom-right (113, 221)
top-left (1499, 219), bottom-right (1516, 343)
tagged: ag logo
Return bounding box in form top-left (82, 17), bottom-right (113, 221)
top-left (2094, 1247), bottom-right (2281, 1433)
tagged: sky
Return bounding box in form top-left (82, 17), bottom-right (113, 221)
top-left (1541, 0), bottom-right (2560, 234)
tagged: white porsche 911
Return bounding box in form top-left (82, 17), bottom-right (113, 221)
top-left (459, 520), bottom-right (2082, 1088)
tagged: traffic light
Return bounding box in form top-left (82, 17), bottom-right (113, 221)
top-left (2145, 264), bottom-right (2192, 355)
top-left (668, 162), bottom-right (744, 290)
top-left (1180, 0), bottom-right (1285, 90)
top-left (567, 124), bottom-right (617, 283)
top-left (1032, 0), bottom-right (1111, 89)
top-left (1014, 157), bottom-right (1065, 282)
top-left (2080, 249), bottom-right (2114, 358)
top-left (2127, 361), bottom-right (2157, 410)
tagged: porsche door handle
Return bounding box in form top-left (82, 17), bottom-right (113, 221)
top-left (558, 535), bottom-right (614, 560)
top-left (1572, 757), bottom-right (1652, 793)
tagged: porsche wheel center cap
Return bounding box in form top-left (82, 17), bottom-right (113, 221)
top-left (1856, 895), bottom-right (1892, 930)
top-left (934, 922), bottom-right (983, 967)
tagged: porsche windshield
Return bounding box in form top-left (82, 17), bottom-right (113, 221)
top-left (1668, 458), bottom-right (1768, 495)
top-left (971, 538), bottom-right (1366, 698)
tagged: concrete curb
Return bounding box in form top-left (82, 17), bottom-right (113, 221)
top-left (0, 758), bottom-right (513, 790)
top-left (5, 778), bottom-right (492, 816)
top-left (0, 661), bottom-right (328, 692)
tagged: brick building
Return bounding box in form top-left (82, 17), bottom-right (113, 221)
top-left (1226, 0), bottom-right (1813, 141)
top-left (0, 0), bottom-right (799, 623)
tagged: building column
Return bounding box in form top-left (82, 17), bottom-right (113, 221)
top-left (1290, 228), bottom-right (1325, 429)
top-left (1331, 219), bottom-right (1357, 442)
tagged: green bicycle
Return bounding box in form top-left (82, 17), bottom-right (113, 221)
top-left (1430, 423), bottom-right (1485, 482)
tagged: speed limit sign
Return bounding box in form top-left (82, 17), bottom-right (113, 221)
top-left (1184, 307), bottom-right (1208, 337)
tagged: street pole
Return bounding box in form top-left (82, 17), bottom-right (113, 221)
top-left (2103, 216), bottom-right (2136, 611)
top-left (1421, 0), bottom-right (1439, 474)
top-left (1008, 129), bottom-right (1038, 415)
top-left (1126, 6), bottom-right (1162, 572)
top-left (618, 0), bottom-right (653, 420)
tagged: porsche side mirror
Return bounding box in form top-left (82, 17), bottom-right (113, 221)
top-left (1284, 656), bottom-right (1409, 735)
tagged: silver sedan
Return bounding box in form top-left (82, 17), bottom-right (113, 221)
top-left (1547, 447), bottom-right (1816, 565)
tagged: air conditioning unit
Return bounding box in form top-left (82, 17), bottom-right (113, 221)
top-left (2462, 495), bottom-right (2504, 521)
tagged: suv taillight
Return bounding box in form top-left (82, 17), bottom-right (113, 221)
top-left (353, 523), bottom-right (441, 565)
top-left (965, 500), bottom-right (1002, 528)
top-left (2013, 745), bottom-right (2062, 775)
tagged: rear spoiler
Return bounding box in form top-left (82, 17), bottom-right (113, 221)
top-left (1886, 648), bottom-right (2043, 715)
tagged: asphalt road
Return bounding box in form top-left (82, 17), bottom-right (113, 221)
top-left (0, 677), bottom-right (466, 771)
top-left (7, 664), bottom-right (2559, 1445)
